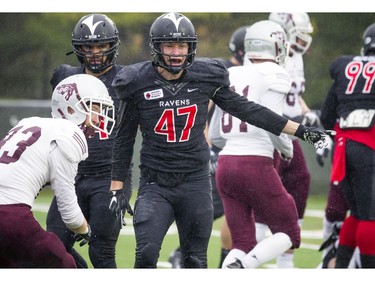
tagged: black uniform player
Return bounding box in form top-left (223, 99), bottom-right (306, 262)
top-left (321, 22), bottom-right (375, 268)
top-left (46, 14), bottom-right (133, 268)
top-left (108, 12), bottom-right (330, 268)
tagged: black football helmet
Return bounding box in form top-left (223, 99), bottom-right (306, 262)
top-left (149, 12), bottom-right (198, 74)
top-left (71, 14), bottom-right (120, 73)
top-left (228, 26), bottom-right (248, 65)
top-left (361, 22), bottom-right (375, 56)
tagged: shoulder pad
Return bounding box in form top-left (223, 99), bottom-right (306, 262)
top-left (54, 119), bottom-right (88, 163)
top-left (258, 63), bottom-right (291, 94)
top-left (329, 55), bottom-right (355, 79)
top-left (112, 61), bottom-right (153, 99)
top-left (189, 58), bottom-right (230, 86)
top-left (50, 64), bottom-right (83, 90)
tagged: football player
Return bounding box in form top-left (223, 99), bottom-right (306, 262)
top-left (253, 13), bottom-right (318, 268)
top-left (216, 20), bottom-right (300, 269)
top-left (321, 22), bottom-right (375, 268)
top-left (108, 12), bottom-right (331, 268)
top-left (46, 14), bottom-right (133, 268)
top-left (0, 74), bottom-right (114, 267)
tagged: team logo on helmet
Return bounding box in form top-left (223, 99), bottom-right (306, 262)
top-left (162, 13), bottom-right (184, 31)
top-left (81, 15), bottom-right (104, 38)
top-left (56, 83), bottom-right (78, 101)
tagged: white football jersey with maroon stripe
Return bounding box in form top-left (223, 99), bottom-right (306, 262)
top-left (219, 62), bottom-right (293, 158)
top-left (0, 117), bottom-right (87, 228)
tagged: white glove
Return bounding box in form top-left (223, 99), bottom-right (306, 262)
top-left (316, 136), bottom-right (333, 167)
top-left (302, 111), bottom-right (321, 127)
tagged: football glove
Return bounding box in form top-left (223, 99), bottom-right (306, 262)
top-left (109, 190), bottom-right (133, 227)
top-left (294, 124), bottom-right (336, 149)
top-left (209, 148), bottom-right (219, 174)
top-left (302, 110), bottom-right (321, 127)
top-left (316, 136), bottom-right (333, 167)
top-left (73, 225), bottom-right (92, 247)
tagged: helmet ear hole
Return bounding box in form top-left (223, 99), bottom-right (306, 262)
top-left (67, 106), bottom-right (76, 115)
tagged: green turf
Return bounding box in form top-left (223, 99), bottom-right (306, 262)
top-left (33, 187), bottom-right (326, 269)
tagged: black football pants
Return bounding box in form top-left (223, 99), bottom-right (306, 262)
top-left (133, 166), bottom-right (213, 268)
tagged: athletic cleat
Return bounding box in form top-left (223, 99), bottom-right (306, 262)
top-left (168, 248), bottom-right (182, 269)
top-left (226, 259), bottom-right (245, 269)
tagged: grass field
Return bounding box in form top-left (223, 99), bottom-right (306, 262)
top-left (32, 187), bottom-right (327, 269)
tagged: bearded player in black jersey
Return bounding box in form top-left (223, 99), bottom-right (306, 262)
top-left (108, 12), bottom-right (332, 268)
top-left (321, 22), bottom-right (375, 268)
top-left (46, 14), bottom-right (133, 268)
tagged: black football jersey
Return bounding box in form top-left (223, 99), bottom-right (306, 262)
top-left (321, 55), bottom-right (375, 130)
top-left (50, 64), bottom-right (124, 176)
top-left (111, 58), bottom-right (288, 181)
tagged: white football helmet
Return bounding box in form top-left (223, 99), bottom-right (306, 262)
top-left (244, 20), bottom-right (289, 66)
top-left (269, 13), bottom-right (313, 55)
top-left (51, 74), bottom-right (115, 137)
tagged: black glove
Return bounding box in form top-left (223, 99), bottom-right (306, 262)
top-left (294, 124), bottom-right (335, 149)
top-left (73, 225), bottom-right (92, 247)
top-left (109, 190), bottom-right (133, 227)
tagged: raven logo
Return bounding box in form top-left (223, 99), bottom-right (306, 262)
top-left (162, 13), bottom-right (184, 31)
top-left (81, 14), bottom-right (104, 38)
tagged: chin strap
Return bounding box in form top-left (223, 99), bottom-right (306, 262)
top-left (80, 125), bottom-right (96, 139)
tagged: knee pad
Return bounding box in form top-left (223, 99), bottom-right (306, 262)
top-left (135, 243), bottom-right (160, 268)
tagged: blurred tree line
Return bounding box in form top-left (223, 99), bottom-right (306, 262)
top-left (0, 12), bottom-right (374, 109)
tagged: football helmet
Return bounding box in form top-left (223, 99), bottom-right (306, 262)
top-left (361, 22), bottom-right (375, 56)
top-left (269, 13), bottom-right (313, 55)
top-left (51, 74), bottom-right (115, 138)
top-left (149, 12), bottom-right (198, 74)
top-left (244, 20), bottom-right (289, 66)
top-left (228, 25), bottom-right (248, 65)
top-left (71, 14), bottom-right (120, 73)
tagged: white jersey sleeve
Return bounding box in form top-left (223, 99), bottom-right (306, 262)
top-left (49, 141), bottom-right (85, 229)
top-left (0, 117), bottom-right (88, 219)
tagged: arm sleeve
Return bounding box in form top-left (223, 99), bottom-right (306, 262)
top-left (111, 99), bottom-right (139, 182)
top-left (321, 83), bottom-right (338, 130)
top-left (48, 142), bottom-right (85, 230)
top-left (212, 87), bottom-right (289, 136)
